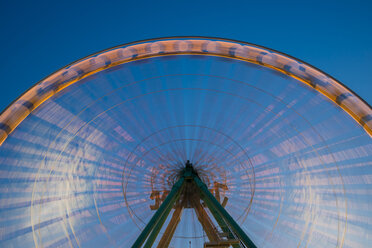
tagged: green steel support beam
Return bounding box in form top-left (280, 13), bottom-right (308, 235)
top-left (143, 194), bottom-right (181, 248)
top-left (131, 177), bottom-right (185, 248)
top-left (193, 175), bottom-right (257, 248)
top-left (206, 202), bottom-right (240, 248)
top-left (156, 205), bottom-right (183, 248)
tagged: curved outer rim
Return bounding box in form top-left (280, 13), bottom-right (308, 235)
top-left (0, 36), bottom-right (371, 146)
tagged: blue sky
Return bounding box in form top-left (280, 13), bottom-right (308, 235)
top-left (0, 0), bottom-right (371, 112)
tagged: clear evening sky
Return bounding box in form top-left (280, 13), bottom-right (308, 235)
top-left (0, 0), bottom-right (371, 112)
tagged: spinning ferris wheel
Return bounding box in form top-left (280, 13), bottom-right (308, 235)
top-left (0, 37), bottom-right (371, 248)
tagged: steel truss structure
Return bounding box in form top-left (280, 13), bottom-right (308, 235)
top-left (132, 161), bottom-right (257, 248)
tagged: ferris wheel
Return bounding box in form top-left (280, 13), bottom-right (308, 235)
top-left (0, 37), bottom-right (371, 248)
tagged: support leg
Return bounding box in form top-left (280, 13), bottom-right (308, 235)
top-left (131, 177), bottom-right (185, 248)
top-left (193, 197), bottom-right (221, 243)
top-left (193, 176), bottom-right (257, 248)
top-left (156, 205), bottom-right (183, 248)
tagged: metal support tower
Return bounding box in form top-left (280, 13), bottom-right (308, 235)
top-left (131, 161), bottom-right (257, 248)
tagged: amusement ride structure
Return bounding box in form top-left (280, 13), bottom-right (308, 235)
top-left (0, 37), bottom-right (371, 247)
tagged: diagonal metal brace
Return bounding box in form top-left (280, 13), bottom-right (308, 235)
top-left (131, 176), bottom-right (185, 248)
top-left (193, 175), bottom-right (257, 248)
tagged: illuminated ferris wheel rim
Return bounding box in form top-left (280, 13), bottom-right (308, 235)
top-left (0, 36), bottom-right (371, 146)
